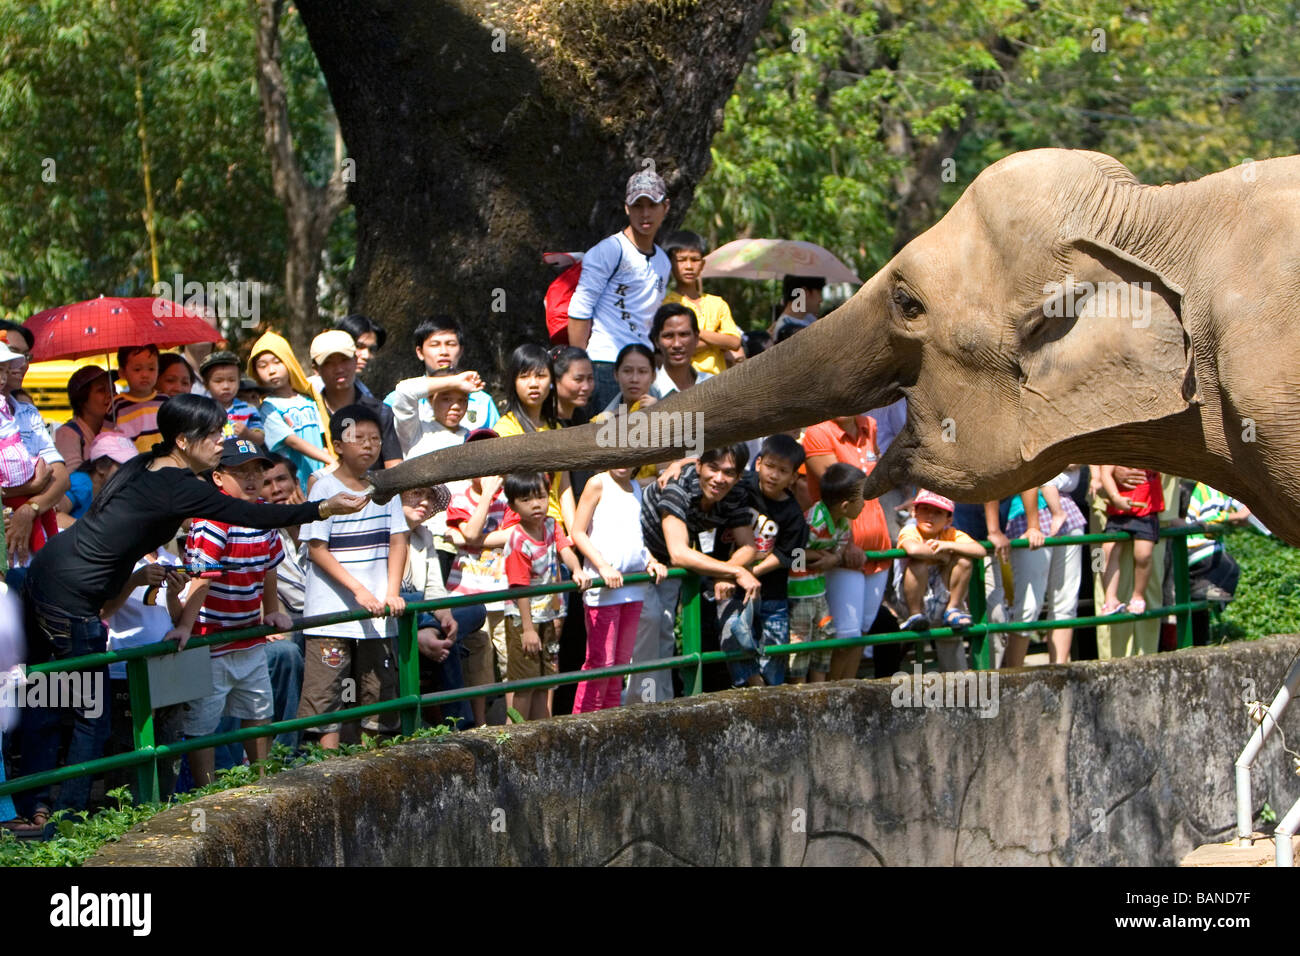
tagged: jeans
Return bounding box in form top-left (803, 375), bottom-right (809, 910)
top-left (624, 575), bottom-right (681, 705)
top-left (18, 576), bottom-right (113, 816)
top-left (720, 597), bottom-right (789, 687)
top-left (408, 592), bottom-right (482, 730)
top-left (266, 632), bottom-right (306, 751)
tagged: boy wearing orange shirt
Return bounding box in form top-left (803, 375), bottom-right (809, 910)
top-left (896, 490), bottom-right (987, 670)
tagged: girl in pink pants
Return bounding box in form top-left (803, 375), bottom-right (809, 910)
top-left (569, 466), bottom-right (667, 711)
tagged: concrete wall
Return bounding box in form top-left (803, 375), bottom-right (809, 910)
top-left (91, 636), bottom-right (1300, 866)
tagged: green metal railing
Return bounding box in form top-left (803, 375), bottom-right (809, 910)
top-left (0, 523), bottom-right (1223, 804)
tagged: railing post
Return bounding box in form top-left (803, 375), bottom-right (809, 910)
top-left (125, 657), bottom-right (159, 804)
top-left (1170, 532), bottom-right (1193, 649)
top-left (679, 573), bottom-right (703, 696)
top-left (968, 556), bottom-right (990, 670)
top-left (397, 607), bottom-right (421, 735)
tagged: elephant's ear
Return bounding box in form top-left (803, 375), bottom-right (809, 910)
top-left (1017, 237), bottom-right (1199, 461)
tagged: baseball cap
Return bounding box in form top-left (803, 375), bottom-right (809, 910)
top-left (239, 376), bottom-right (269, 394)
top-left (912, 489), bottom-right (955, 514)
top-left (198, 350), bottom-right (241, 377)
top-left (217, 438), bottom-right (271, 469)
top-left (625, 169), bottom-right (667, 205)
top-left (86, 430), bottom-right (138, 466)
top-left (310, 330), bottom-right (356, 366)
top-left (67, 365), bottom-right (111, 404)
top-left (0, 343), bottom-right (22, 364)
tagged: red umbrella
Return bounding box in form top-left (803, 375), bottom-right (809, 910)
top-left (25, 295), bottom-right (222, 362)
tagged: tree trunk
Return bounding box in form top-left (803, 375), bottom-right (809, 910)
top-left (256, 0), bottom-right (348, 358)
top-left (294, 0), bottom-right (772, 393)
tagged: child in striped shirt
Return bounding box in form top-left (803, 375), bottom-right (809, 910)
top-left (502, 472), bottom-right (590, 721)
top-left (111, 345), bottom-right (167, 452)
top-left (175, 439), bottom-right (291, 786)
top-left (787, 463), bottom-right (865, 683)
top-left (298, 405), bottom-right (408, 749)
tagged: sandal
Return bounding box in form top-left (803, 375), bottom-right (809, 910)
top-left (943, 608), bottom-right (973, 629)
top-left (1127, 598), bottom-right (1146, 615)
top-left (1100, 601), bottom-right (1127, 616)
top-left (902, 612), bottom-right (930, 632)
top-left (1, 808), bottom-right (49, 839)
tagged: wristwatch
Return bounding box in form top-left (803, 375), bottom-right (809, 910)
top-left (24, 501), bottom-right (40, 517)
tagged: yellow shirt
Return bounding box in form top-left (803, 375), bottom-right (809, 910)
top-left (663, 290), bottom-right (741, 376)
top-left (494, 412), bottom-right (566, 525)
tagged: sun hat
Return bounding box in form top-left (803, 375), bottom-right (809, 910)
top-left (912, 489), bottom-right (955, 514)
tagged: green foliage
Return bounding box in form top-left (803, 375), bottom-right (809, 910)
top-left (0, 718), bottom-right (458, 867)
top-left (687, 0), bottom-right (1300, 328)
top-left (0, 0), bottom-right (352, 341)
top-left (1219, 532), bottom-right (1300, 642)
top-left (506, 706), bottom-right (525, 724)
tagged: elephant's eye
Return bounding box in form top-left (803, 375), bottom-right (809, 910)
top-left (893, 288), bottom-right (924, 318)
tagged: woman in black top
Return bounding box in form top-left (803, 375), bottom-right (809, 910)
top-left (16, 395), bottom-right (366, 819)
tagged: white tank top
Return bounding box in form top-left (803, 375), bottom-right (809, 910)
top-left (582, 474), bottom-right (650, 606)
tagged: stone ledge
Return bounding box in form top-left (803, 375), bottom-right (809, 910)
top-left (89, 636), bottom-right (1300, 866)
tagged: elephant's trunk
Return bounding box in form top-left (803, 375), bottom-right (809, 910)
top-left (369, 292), bottom-right (902, 501)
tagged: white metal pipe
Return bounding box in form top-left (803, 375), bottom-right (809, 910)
top-left (1275, 795), bottom-right (1300, 867)
top-left (1234, 656), bottom-right (1300, 844)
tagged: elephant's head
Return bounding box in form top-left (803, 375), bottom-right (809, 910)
top-left (370, 148), bottom-right (1200, 506)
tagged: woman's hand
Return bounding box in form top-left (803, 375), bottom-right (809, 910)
top-left (323, 491), bottom-right (369, 517)
top-left (6, 504), bottom-right (34, 565)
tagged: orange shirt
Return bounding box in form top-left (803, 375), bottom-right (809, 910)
top-left (801, 415), bottom-right (891, 574)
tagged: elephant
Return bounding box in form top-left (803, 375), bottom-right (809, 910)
top-left (371, 148), bottom-right (1300, 546)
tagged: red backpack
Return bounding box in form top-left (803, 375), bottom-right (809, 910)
top-left (544, 261), bottom-right (583, 345)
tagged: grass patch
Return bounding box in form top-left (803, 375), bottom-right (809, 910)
top-left (0, 720), bottom-right (458, 867)
top-left (1219, 531), bottom-right (1300, 642)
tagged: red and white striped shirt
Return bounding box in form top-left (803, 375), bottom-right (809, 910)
top-left (502, 517), bottom-right (570, 623)
top-left (187, 495), bottom-right (284, 655)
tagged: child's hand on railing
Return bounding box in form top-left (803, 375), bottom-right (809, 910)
top-left (164, 625), bottom-right (193, 651)
top-left (263, 611), bottom-right (293, 636)
top-left (385, 592), bottom-right (407, 616)
top-left (573, 569), bottom-right (595, 590)
top-left (647, 560), bottom-right (668, 583)
top-left (595, 564), bottom-right (620, 589)
top-left (351, 586), bottom-right (385, 615)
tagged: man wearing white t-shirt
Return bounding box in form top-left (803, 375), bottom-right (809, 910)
top-left (567, 169), bottom-right (673, 410)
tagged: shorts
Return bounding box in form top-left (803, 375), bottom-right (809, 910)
top-left (894, 560), bottom-right (951, 624)
top-left (788, 594), bottom-right (835, 678)
top-left (462, 626), bottom-right (493, 687)
top-left (487, 610), bottom-right (509, 683)
top-left (504, 617), bottom-right (561, 681)
top-left (297, 637), bottom-right (398, 735)
top-left (1105, 511), bottom-right (1160, 543)
top-left (182, 644), bottom-right (274, 736)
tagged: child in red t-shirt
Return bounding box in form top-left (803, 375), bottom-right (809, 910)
top-left (501, 472), bottom-right (590, 721)
top-left (1098, 466), bottom-right (1165, 616)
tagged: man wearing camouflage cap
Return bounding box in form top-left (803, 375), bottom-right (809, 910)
top-left (567, 169), bottom-right (673, 410)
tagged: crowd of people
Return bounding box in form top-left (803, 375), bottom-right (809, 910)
top-left (0, 168), bottom-right (1256, 838)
